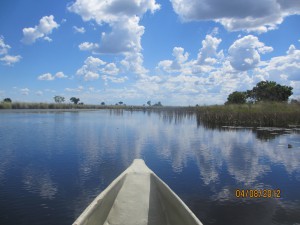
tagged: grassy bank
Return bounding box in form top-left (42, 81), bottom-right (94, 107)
top-left (0, 102), bottom-right (95, 109)
top-left (196, 102), bottom-right (300, 127)
top-left (0, 101), bottom-right (193, 111)
top-left (0, 102), bottom-right (143, 110)
top-left (1, 101), bottom-right (299, 127)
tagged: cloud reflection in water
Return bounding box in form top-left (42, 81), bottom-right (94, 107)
top-left (0, 110), bottom-right (299, 225)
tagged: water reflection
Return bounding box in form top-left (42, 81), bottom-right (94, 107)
top-left (22, 165), bottom-right (57, 200)
top-left (0, 110), bottom-right (299, 225)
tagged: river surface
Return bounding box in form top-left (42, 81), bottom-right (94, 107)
top-left (0, 110), bottom-right (299, 225)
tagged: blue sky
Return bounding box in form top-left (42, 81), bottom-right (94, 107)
top-left (0, 0), bottom-right (300, 105)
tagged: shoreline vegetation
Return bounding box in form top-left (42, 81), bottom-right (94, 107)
top-left (1, 81), bottom-right (298, 127)
top-left (0, 101), bottom-right (299, 128)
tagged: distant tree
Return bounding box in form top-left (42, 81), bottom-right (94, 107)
top-left (225, 91), bottom-right (247, 104)
top-left (54, 96), bottom-right (65, 103)
top-left (247, 81), bottom-right (293, 102)
top-left (147, 100), bottom-right (151, 106)
top-left (70, 97), bottom-right (80, 104)
top-left (119, 101), bottom-right (123, 105)
top-left (78, 102), bottom-right (84, 105)
top-left (101, 102), bottom-right (105, 106)
top-left (153, 101), bottom-right (162, 107)
top-left (3, 98), bottom-right (12, 103)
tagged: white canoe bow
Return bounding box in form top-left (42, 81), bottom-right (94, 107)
top-left (73, 159), bottom-right (203, 225)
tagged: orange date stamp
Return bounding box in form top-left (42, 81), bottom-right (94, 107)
top-left (235, 189), bottom-right (281, 198)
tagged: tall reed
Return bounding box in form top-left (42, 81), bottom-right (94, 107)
top-left (196, 102), bottom-right (300, 127)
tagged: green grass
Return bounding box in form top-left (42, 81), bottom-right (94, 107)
top-left (0, 102), bottom-right (167, 110)
top-left (195, 102), bottom-right (300, 127)
top-left (0, 102), bottom-right (13, 109)
top-left (0, 102), bottom-right (96, 110)
top-left (0, 102), bottom-right (190, 111)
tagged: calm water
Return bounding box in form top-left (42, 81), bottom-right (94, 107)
top-left (0, 110), bottom-right (300, 225)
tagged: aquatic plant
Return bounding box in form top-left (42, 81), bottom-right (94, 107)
top-left (196, 102), bottom-right (300, 127)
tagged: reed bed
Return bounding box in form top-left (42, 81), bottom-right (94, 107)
top-left (196, 102), bottom-right (300, 127)
top-left (0, 102), bottom-right (90, 109)
top-left (0, 102), bottom-right (194, 111)
top-left (0, 102), bottom-right (136, 110)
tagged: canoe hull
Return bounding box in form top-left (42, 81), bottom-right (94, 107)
top-left (73, 159), bottom-right (203, 225)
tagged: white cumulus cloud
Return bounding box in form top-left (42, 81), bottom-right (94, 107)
top-left (67, 0), bottom-right (160, 23)
top-left (55, 72), bottom-right (68, 78)
top-left (255, 44), bottom-right (300, 83)
top-left (151, 34), bottom-right (278, 104)
top-left (70, 34), bottom-right (300, 105)
top-left (43, 36), bottom-right (52, 42)
top-left (76, 56), bottom-right (108, 81)
top-left (0, 36), bottom-right (22, 66)
top-left (171, 0), bottom-right (300, 32)
top-left (0, 55), bottom-right (22, 66)
top-left (77, 56), bottom-right (126, 83)
top-left (76, 56), bottom-right (106, 80)
top-left (22, 15), bottom-right (59, 44)
top-left (197, 35), bottom-right (223, 65)
top-left (151, 33), bottom-right (300, 104)
top-left (157, 47), bottom-right (189, 73)
top-left (0, 36), bottom-right (11, 55)
top-left (84, 71), bottom-right (100, 81)
top-left (68, 0), bottom-right (160, 75)
top-left (228, 35), bottom-right (273, 71)
top-left (121, 52), bottom-right (148, 75)
top-left (38, 73), bottom-right (55, 81)
top-left (104, 63), bottom-right (120, 76)
top-left (157, 35), bottom-right (223, 75)
top-left (38, 72), bottom-right (68, 81)
top-left (78, 42), bottom-right (99, 51)
top-left (98, 16), bottom-right (144, 54)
